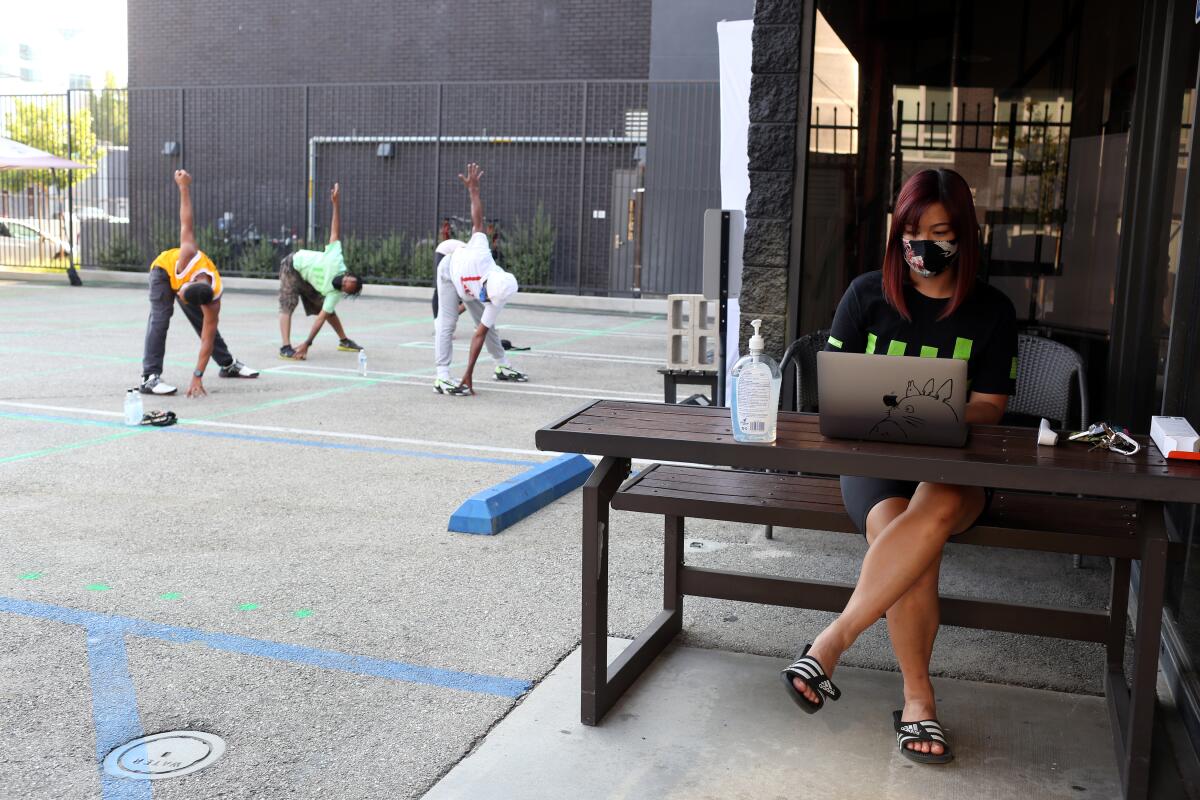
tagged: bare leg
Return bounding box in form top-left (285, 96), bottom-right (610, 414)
top-left (279, 312), bottom-right (293, 347)
top-left (870, 498), bottom-right (946, 756)
top-left (327, 313), bottom-right (348, 340)
top-left (790, 482), bottom-right (984, 739)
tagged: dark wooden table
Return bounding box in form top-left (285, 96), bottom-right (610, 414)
top-left (536, 400), bottom-right (1200, 800)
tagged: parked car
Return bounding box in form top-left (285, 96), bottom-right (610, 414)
top-left (0, 217), bottom-right (71, 267)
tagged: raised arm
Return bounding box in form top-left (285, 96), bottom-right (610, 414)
top-left (458, 163), bottom-right (485, 234)
top-left (174, 169), bottom-right (195, 251)
top-left (328, 183), bottom-right (341, 244)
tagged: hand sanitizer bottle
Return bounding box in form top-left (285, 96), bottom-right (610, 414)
top-left (358, 349), bottom-right (368, 377)
top-left (124, 389), bottom-right (143, 426)
top-left (730, 319), bottom-right (781, 443)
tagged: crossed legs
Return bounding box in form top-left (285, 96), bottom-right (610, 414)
top-left (790, 482), bottom-right (986, 755)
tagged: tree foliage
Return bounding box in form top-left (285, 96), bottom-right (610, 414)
top-left (89, 72), bottom-right (128, 147)
top-left (0, 98), bottom-right (100, 192)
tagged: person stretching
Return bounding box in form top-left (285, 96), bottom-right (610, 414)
top-left (279, 183), bottom-right (365, 359)
top-left (139, 169), bottom-right (258, 397)
top-left (432, 163), bottom-right (527, 395)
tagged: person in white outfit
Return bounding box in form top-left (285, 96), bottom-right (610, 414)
top-left (433, 163), bottom-right (528, 395)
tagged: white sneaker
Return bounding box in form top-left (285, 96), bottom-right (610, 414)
top-left (434, 377), bottom-right (470, 396)
top-left (218, 360), bottom-right (260, 378)
top-left (139, 374), bottom-right (177, 395)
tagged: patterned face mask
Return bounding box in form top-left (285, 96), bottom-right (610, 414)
top-left (902, 238), bottom-right (959, 277)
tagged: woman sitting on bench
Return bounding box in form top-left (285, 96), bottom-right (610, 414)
top-left (780, 168), bottom-right (1018, 765)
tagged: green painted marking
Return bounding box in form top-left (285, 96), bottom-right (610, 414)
top-left (159, 592), bottom-right (183, 600)
top-left (86, 583), bottom-right (112, 592)
top-left (0, 428), bottom-right (144, 466)
top-left (920, 345), bottom-right (939, 358)
top-left (293, 609), bottom-right (313, 618)
top-left (19, 572), bottom-right (43, 580)
top-left (1010, 357), bottom-right (1018, 380)
top-left (952, 337), bottom-right (973, 361)
top-left (866, 332), bottom-right (877, 354)
top-left (237, 603), bottom-right (259, 612)
top-left (827, 335), bottom-right (843, 349)
top-left (886, 339), bottom-right (907, 356)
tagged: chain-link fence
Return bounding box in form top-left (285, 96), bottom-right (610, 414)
top-left (0, 81), bottom-right (721, 297)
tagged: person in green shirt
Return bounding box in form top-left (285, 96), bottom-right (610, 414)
top-left (278, 183), bottom-right (365, 359)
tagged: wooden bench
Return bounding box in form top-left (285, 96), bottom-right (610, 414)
top-left (539, 401), bottom-right (1200, 799)
top-left (611, 463), bottom-right (1150, 646)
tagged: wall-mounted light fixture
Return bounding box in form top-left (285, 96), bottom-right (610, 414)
top-left (162, 141), bottom-right (180, 156)
top-left (376, 142), bottom-right (395, 158)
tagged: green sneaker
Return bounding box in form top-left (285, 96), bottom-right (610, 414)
top-left (434, 377), bottom-right (470, 396)
top-left (494, 365), bottom-right (528, 382)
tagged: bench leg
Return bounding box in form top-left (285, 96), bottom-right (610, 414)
top-left (663, 374), bottom-right (677, 404)
top-left (1114, 504), bottom-right (1169, 800)
top-left (581, 456), bottom-right (629, 726)
top-left (663, 515), bottom-right (684, 628)
top-left (1107, 557), bottom-right (1131, 672)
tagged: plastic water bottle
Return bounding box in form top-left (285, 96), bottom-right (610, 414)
top-left (124, 389), bottom-right (143, 426)
top-left (358, 349), bottom-right (368, 377)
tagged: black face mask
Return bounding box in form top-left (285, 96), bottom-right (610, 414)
top-left (902, 238), bottom-right (959, 277)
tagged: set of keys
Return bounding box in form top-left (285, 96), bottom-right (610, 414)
top-left (1067, 422), bottom-right (1141, 456)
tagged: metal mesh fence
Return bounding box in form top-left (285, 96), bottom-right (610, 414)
top-left (0, 81), bottom-right (721, 297)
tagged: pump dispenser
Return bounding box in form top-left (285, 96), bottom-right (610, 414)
top-left (729, 319), bottom-right (781, 443)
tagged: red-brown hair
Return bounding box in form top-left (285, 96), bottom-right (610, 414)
top-left (882, 168), bottom-right (980, 321)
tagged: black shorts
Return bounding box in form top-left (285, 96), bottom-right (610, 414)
top-left (839, 475), bottom-right (993, 536)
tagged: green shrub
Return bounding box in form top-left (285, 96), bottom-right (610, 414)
top-left (97, 235), bottom-right (143, 269)
top-left (503, 203), bottom-right (554, 290)
top-left (236, 238), bottom-right (280, 278)
top-left (407, 239), bottom-right (436, 283)
top-left (195, 223), bottom-right (232, 268)
top-left (149, 217), bottom-right (177, 256)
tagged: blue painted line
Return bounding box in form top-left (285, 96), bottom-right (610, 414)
top-left (450, 453), bottom-right (594, 535)
top-left (0, 411), bottom-right (538, 467)
top-left (86, 627), bottom-right (152, 800)
top-left (0, 596), bottom-right (531, 698)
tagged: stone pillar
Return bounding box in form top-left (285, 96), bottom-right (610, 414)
top-left (740, 0), bottom-right (802, 359)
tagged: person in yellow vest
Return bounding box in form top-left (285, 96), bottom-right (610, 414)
top-left (139, 169), bottom-right (259, 397)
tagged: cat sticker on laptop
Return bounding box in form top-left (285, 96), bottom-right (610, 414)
top-left (818, 353), bottom-right (969, 447)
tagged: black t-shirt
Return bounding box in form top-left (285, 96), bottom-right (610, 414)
top-left (826, 271), bottom-right (1018, 396)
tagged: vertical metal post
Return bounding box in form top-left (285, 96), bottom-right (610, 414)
top-left (717, 210), bottom-right (730, 406)
top-left (434, 83), bottom-right (443, 241)
top-left (575, 81), bottom-right (588, 295)
top-left (1002, 102), bottom-right (1017, 219)
top-left (65, 90), bottom-right (81, 285)
top-left (891, 100), bottom-right (905, 207)
top-left (302, 85), bottom-right (310, 245)
top-left (179, 88), bottom-right (186, 169)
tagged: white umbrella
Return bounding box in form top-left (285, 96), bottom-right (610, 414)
top-left (0, 136), bottom-right (89, 170)
top-left (0, 138), bottom-right (89, 284)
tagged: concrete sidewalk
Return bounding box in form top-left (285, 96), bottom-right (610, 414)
top-left (427, 639), bottom-right (1120, 800)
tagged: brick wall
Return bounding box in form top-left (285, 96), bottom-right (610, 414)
top-left (739, 0), bottom-right (802, 357)
top-left (128, 0), bottom-right (651, 87)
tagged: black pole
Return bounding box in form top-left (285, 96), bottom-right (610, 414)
top-left (716, 211), bottom-right (730, 407)
top-left (64, 91), bottom-right (81, 286)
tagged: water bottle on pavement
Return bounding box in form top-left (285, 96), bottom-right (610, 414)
top-left (124, 389), bottom-right (143, 426)
top-left (358, 349), bottom-right (368, 377)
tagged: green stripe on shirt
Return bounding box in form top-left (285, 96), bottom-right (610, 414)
top-left (953, 337), bottom-right (973, 360)
top-left (1010, 357), bottom-right (1018, 380)
top-left (827, 335), bottom-right (843, 349)
top-left (920, 345), bottom-right (939, 358)
top-left (866, 333), bottom-right (877, 354)
top-left (886, 339), bottom-right (907, 356)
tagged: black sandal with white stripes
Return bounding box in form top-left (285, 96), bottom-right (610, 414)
top-left (893, 710), bottom-right (954, 764)
top-left (779, 644), bottom-right (842, 714)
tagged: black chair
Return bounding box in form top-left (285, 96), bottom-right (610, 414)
top-left (1008, 334), bottom-right (1091, 568)
top-left (765, 329), bottom-right (830, 539)
top-left (1008, 333), bottom-right (1089, 430)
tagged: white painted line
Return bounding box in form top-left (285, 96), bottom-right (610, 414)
top-left (0, 400), bottom-right (706, 469)
top-left (397, 341), bottom-right (661, 365)
top-left (499, 324), bottom-right (661, 340)
top-left (272, 364), bottom-right (661, 400)
top-left (0, 400), bottom-right (550, 457)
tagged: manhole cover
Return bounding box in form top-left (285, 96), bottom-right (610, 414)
top-left (103, 731), bottom-right (225, 780)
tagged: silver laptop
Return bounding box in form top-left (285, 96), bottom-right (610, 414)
top-left (817, 351), bottom-right (969, 447)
